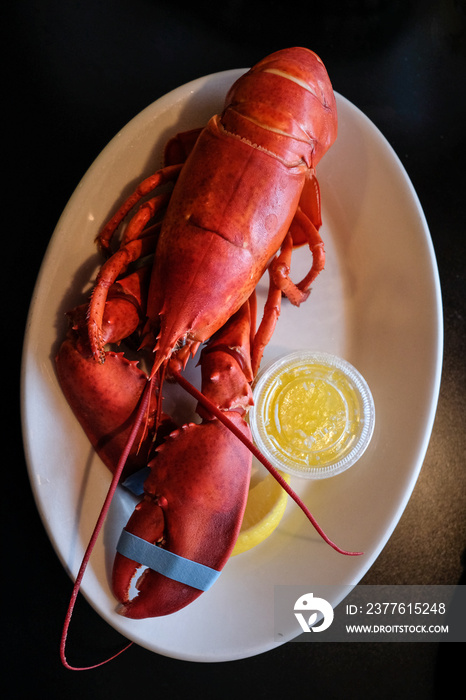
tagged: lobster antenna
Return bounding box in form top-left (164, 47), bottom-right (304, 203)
top-left (171, 366), bottom-right (363, 557)
top-left (59, 379), bottom-right (154, 670)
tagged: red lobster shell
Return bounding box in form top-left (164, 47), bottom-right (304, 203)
top-left (56, 47), bottom-right (358, 662)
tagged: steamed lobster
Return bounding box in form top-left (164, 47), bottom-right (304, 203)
top-left (56, 47), bottom-right (361, 662)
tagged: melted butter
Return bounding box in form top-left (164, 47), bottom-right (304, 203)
top-left (259, 363), bottom-right (361, 470)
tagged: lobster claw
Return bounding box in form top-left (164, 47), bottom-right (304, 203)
top-left (113, 413), bottom-right (252, 618)
top-left (112, 303), bottom-right (254, 618)
top-left (55, 268), bottom-right (157, 480)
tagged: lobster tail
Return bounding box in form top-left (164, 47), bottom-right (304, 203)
top-left (223, 47), bottom-right (337, 169)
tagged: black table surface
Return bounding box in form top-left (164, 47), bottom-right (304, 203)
top-left (8, 1), bottom-right (465, 697)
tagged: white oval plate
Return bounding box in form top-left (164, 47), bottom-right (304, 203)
top-left (21, 70), bottom-right (442, 662)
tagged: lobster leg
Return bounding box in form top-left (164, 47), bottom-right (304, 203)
top-left (251, 215), bottom-right (321, 373)
top-left (112, 303), bottom-right (253, 618)
top-left (97, 163), bottom-right (182, 253)
top-left (251, 264), bottom-right (286, 377)
top-left (163, 127), bottom-right (204, 166)
top-left (290, 217), bottom-right (325, 296)
top-left (268, 169), bottom-right (325, 307)
top-left (291, 172), bottom-right (322, 245)
top-left (89, 235), bottom-right (159, 363)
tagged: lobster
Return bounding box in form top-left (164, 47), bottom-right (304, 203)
top-left (56, 47), bottom-right (362, 663)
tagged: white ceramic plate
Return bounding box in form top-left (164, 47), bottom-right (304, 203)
top-left (21, 70), bottom-right (442, 662)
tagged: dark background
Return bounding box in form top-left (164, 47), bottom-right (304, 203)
top-left (8, 1), bottom-right (465, 697)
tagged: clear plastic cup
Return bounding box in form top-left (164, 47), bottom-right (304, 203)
top-left (250, 351), bottom-right (375, 479)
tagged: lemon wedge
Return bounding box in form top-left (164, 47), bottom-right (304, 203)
top-left (232, 465), bottom-right (290, 556)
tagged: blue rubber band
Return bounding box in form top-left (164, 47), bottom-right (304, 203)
top-left (122, 467), bottom-right (150, 496)
top-left (116, 529), bottom-right (221, 592)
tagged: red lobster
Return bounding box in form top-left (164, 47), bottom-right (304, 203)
top-left (56, 47), bottom-right (360, 646)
